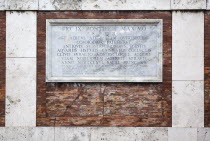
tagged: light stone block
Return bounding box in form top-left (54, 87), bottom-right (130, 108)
top-left (0, 128), bottom-right (5, 140)
top-left (207, 0), bottom-right (210, 9)
top-left (171, 0), bottom-right (206, 9)
top-left (55, 127), bottom-right (91, 141)
top-left (198, 128), bottom-right (210, 141)
top-left (30, 127), bottom-right (55, 141)
top-left (91, 127), bottom-right (168, 141)
top-left (6, 11), bottom-right (37, 58)
top-left (6, 58), bottom-right (36, 127)
top-left (6, 0), bottom-right (38, 10)
top-left (4, 127), bottom-right (54, 141)
top-left (0, 0), bottom-right (5, 10)
top-left (172, 12), bottom-right (204, 81)
top-left (172, 81), bottom-right (204, 127)
top-left (172, 12), bottom-right (204, 57)
top-left (46, 19), bottom-right (163, 82)
top-left (39, 0), bottom-right (171, 10)
top-left (172, 56), bottom-right (204, 81)
top-left (168, 128), bottom-right (197, 141)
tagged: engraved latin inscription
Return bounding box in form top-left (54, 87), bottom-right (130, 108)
top-left (46, 19), bottom-right (163, 82)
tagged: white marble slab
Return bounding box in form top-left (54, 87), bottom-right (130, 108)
top-left (207, 0), bottom-right (210, 9)
top-left (91, 127), bottom-right (168, 141)
top-left (2, 127), bottom-right (54, 141)
top-left (173, 56), bottom-right (204, 81)
top-left (172, 12), bottom-right (204, 57)
top-left (198, 128), bottom-right (210, 141)
top-left (55, 127), bottom-right (91, 141)
top-left (6, 0), bottom-right (38, 10)
top-left (0, 128), bottom-right (5, 141)
top-left (6, 11), bottom-right (37, 58)
top-left (46, 19), bottom-right (163, 82)
top-left (6, 58), bottom-right (36, 127)
top-left (172, 81), bottom-right (204, 127)
top-left (39, 0), bottom-right (171, 10)
top-left (168, 128), bottom-right (197, 141)
top-left (172, 12), bottom-right (204, 81)
top-left (171, 0), bottom-right (206, 9)
top-left (0, 0), bottom-right (5, 10)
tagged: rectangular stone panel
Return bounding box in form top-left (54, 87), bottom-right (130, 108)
top-left (6, 12), bottom-right (37, 58)
top-left (172, 81), bottom-right (204, 127)
top-left (6, 58), bottom-right (36, 127)
top-left (172, 12), bottom-right (204, 81)
top-left (46, 19), bottom-right (163, 82)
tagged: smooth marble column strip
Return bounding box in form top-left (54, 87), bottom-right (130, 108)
top-left (172, 12), bottom-right (204, 128)
top-left (6, 58), bottom-right (36, 127)
top-left (172, 11), bottom-right (204, 81)
top-left (6, 12), bottom-right (36, 58)
top-left (6, 11), bottom-right (37, 127)
top-left (172, 81), bottom-right (204, 127)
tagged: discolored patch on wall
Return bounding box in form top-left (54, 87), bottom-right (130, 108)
top-left (0, 12), bottom-right (6, 126)
top-left (37, 11), bottom-right (172, 127)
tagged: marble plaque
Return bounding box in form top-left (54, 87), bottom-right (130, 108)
top-left (46, 19), bottom-right (163, 82)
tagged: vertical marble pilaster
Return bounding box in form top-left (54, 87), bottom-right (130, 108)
top-left (6, 11), bottom-right (37, 127)
top-left (172, 12), bottom-right (204, 127)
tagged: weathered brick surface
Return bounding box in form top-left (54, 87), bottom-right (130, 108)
top-left (0, 12), bottom-right (5, 126)
top-left (37, 11), bottom-right (172, 127)
top-left (205, 12), bottom-right (210, 127)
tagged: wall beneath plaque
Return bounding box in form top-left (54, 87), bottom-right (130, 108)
top-left (37, 11), bottom-right (172, 127)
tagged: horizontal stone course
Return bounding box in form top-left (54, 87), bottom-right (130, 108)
top-left (0, 0), bottom-right (209, 10)
top-left (0, 127), bottom-right (208, 140)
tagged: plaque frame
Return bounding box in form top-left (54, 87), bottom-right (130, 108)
top-left (46, 19), bottom-right (163, 82)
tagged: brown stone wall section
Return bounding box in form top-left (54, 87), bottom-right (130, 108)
top-left (205, 12), bottom-right (210, 127)
top-left (0, 12), bottom-right (6, 126)
top-left (37, 11), bottom-right (172, 127)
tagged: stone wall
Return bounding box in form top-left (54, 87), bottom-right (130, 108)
top-left (37, 11), bottom-right (172, 127)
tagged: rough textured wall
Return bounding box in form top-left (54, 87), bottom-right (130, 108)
top-left (0, 12), bottom-right (5, 126)
top-left (205, 11), bottom-right (210, 127)
top-left (37, 11), bottom-right (172, 127)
